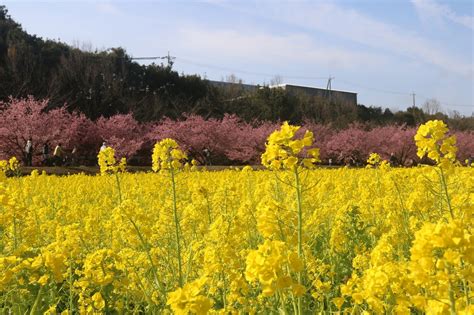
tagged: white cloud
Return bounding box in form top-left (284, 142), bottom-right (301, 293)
top-left (286, 3), bottom-right (471, 76)
top-left (218, 1), bottom-right (472, 77)
top-left (411, 0), bottom-right (474, 30)
top-left (198, 0), bottom-right (229, 4)
top-left (173, 27), bottom-right (387, 70)
top-left (96, 2), bottom-right (121, 15)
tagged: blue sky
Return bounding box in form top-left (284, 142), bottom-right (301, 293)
top-left (4, 0), bottom-right (474, 115)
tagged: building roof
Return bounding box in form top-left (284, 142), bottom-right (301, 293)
top-left (208, 80), bottom-right (357, 95)
top-left (269, 83), bottom-right (357, 95)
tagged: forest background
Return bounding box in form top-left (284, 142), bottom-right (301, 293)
top-left (0, 6), bottom-right (472, 166)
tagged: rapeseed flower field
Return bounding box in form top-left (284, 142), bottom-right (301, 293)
top-left (0, 120), bottom-right (472, 314)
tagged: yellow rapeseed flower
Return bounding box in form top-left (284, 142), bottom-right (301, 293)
top-left (152, 138), bottom-right (187, 172)
top-left (261, 122), bottom-right (320, 170)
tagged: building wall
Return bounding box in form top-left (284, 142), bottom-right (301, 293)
top-left (209, 81), bottom-right (357, 106)
top-left (282, 84), bottom-right (357, 106)
top-left (208, 80), bottom-right (258, 92)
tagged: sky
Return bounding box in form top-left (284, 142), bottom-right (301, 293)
top-left (3, 0), bottom-right (474, 115)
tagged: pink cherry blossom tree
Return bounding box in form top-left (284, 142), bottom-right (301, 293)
top-left (96, 113), bottom-right (149, 159)
top-left (0, 97), bottom-right (93, 165)
top-left (1, 97), bottom-right (472, 167)
top-left (455, 131), bottom-right (474, 162)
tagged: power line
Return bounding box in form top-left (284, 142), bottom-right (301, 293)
top-left (415, 93), bottom-right (473, 109)
top-left (83, 54), bottom-right (169, 62)
top-left (337, 79), bottom-right (408, 96)
top-left (129, 56), bottom-right (161, 60)
top-left (175, 56), bottom-right (328, 80)
top-left (131, 52), bottom-right (175, 67)
top-left (334, 80), bottom-right (472, 109)
top-left (136, 55), bottom-right (472, 110)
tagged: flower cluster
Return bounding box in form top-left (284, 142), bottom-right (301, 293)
top-left (152, 138), bottom-right (187, 172)
top-left (409, 218), bottom-right (473, 313)
top-left (0, 157), bottom-right (20, 177)
top-left (261, 122), bottom-right (320, 170)
top-left (245, 240), bottom-right (304, 297)
top-left (0, 121), bottom-right (472, 314)
top-left (366, 153), bottom-right (381, 167)
top-left (414, 120), bottom-right (457, 167)
top-left (97, 147), bottom-right (126, 175)
top-left (256, 200), bottom-right (297, 244)
top-left (366, 153), bottom-right (390, 169)
top-left (167, 277), bottom-right (212, 315)
top-left (0, 163), bottom-right (471, 313)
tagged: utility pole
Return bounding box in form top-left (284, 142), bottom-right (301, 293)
top-left (411, 92), bottom-right (416, 108)
top-left (164, 51), bottom-right (176, 69)
top-left (326, 76), bottom-right (334, 90)
top-left (128, 52), bottom-right (175, 68)
top-left (326, 76), bottom-right (335, 102)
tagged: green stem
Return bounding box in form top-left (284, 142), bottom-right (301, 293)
top-left (171, 168), bottom-right (183, 287)
top-left (222, 272), bottom-right (227, 309)
top-left (127, 216), bottom-right (164, 295)
top-left (439, 167), bottom-right (453, 219)
top-left (448, 279), bottom-right (456, 315)
top-left (69, 257), bottom-right (74, 313)
top-left (205, 194), bottom-right (212, 225)
top-left (30, 286), bottom-right (43, 315)
top-left (294, 168), bottom-right (303, 315)
top-left (286, 265), bottom-right (298, 314)
top-left (13, 208), bottom-right (17, 250)
top-left (115, 173), bottom-right (122, 204)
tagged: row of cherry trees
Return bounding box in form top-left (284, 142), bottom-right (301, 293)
top-left (1, 98), bottom-right (473, 166)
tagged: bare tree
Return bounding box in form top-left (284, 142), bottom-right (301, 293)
top-left (422, 98), bottom-right (443, 115)
top-left (269, 75), bottom-right (283, 87)
top-left (225, 74), bottom-right (243, 84)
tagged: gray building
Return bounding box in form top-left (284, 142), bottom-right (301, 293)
top-left (209, 81), bottom-right (357, 106)
top-left (269, 84), bottom-right (357, 106)
top-left (208, 80), bottom-right (258, 92)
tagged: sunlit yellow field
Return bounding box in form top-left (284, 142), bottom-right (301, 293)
top-left (0, 166), bottom-right (472, 314)
top-left (1, 120), bottom-right (473, 314)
